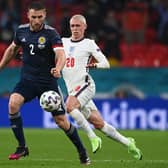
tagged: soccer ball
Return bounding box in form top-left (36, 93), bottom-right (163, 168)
top-left (40, 90), bottom-right (61, 112)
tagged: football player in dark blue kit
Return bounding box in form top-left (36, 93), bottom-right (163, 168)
top-left (0, 1), bottom-right (90, 165)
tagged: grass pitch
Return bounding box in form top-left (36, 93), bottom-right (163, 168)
top-left (0, 129), bottom-right (168, 168)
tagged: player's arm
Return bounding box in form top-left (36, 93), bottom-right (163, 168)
top-left (0, 42), bottom-right (20, 71)
top-left (86, 40), bottom-right (110, 69)
top-left (50, 29), bottom-right (66, 78)
top-left (51, 48), bottom-right (66, 78)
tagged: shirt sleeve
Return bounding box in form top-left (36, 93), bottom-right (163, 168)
top-left (13, 28), bottom-right (21, 46)
top-left (49, 29), bottom-right (63, 50)
top-left (89, 40), bottom-right (110, 68)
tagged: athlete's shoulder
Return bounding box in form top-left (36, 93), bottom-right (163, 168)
top-left (61, 37), bottom-right (71, 43)
top-left (44, 24), bottom-right (55, 31)
top-left (83, 38), bottom-right (96, 46)
top-left (44, 24), bottom-right (60, 37)
top-left (15, 24), bottom-right (30, 35)
top-left (62, 37), bottom-right (70, 40)
top-left (18, 23), bottom-right (29, 29)
top-left (17, 23), bottom-right (30, 31)
top-left (83, 38), bottom-right (95, 43)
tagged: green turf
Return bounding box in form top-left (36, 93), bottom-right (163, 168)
top-left (1, 128), bottom-right (168, 168)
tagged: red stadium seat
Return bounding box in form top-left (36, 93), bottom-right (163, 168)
top-left (121, 43), bottom-right (168, 67)
top-left (130, 43), bottom-right (147, 54)
top-left (145, 28), bottom-right (157, 44)
top-left (120, 42), bottom-right (130, 59)
top-left (121, 56), bottom-right (144, 67)
top-left (120, 43), bottom-right (146, 67)
top-left (149, 44), bottom-right (168, 55)
top-left (143, 44), bottom-right (168, 67)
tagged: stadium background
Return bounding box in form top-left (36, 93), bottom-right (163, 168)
top-left (0, 0), bottom-right (168, 129)
top-left (0, 1), bottom-right (168, 167)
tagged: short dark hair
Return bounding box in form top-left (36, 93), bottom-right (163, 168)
top-left (28, 1), bottom-right (46, 10)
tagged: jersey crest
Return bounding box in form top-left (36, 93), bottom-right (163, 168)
top-left (38, 36), bottom-right (46, 49)
top-left (68, 46), bottom-right (75, 56)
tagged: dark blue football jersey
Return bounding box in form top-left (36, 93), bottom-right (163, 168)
top-left (14, 23), bottom-right (63, 83)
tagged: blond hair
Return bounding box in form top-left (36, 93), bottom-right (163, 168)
top-left (70, 14), bottom-right (87, 25)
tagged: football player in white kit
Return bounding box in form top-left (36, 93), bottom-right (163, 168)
top-left (53, 14), bottom-right (142, 160)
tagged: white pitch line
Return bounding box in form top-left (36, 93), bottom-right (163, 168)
top-left (25, 158), bottom-right (168, 163)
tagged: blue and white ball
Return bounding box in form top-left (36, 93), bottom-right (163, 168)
top-left (40, 90), bottom-right (61, 112)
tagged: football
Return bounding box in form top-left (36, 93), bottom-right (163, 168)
top-left (40, 90), bottom-right (61, 112)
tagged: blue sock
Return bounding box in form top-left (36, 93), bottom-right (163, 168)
top-left (65, 124), bottom-right (86, 154)
top-left (9, 112), bottom-right (26, 147)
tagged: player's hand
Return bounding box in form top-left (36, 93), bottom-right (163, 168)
top-left (86, 63), bottom-right (97, 68)
top-left (51, 67), bottom-right (61, 78)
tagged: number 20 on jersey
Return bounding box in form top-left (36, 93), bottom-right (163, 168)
top-left (66, 57), bottom-right (75, 67)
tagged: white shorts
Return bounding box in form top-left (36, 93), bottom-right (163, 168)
top-left (69, 75), bottom-right (95, 108)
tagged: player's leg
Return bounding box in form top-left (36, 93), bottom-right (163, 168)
top-left (88, 110), bottom-right (130, 145)
top-left (48, 86), bottom-right (90, 165)
top-left (83, 101), bottom-right (142, 160)
top-left (66, 78), bottom-right (101, 153)
top-left (8, 93), bottom-right (29, 160)
top-left (66, 96), bottom-right (101, 153)
top-left (66, 96), bottom-right (97, 139)
top-left (8, 80), bottom-right (36, 160)
top-left (89, 110), bottom-right (143, 160)
top-left (52, 113), bottom-right (90, 165)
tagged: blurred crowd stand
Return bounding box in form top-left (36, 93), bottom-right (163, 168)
top-left (0, 0), bottom-right (168, 68)
top-left (122, 0), bottom-right (148, 45)
top-left (156, 0), bottom-right (168, 45)
top-left (0, 0), bottom-right (20, 43)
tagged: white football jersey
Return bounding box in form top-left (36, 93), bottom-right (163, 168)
top-left (62, 37), bottom-right (110, 93)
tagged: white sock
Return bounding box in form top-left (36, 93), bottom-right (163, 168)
top-left (101, 122), bottom-right (130, 146)
top-left (70, 109), bottom-right (97, 139)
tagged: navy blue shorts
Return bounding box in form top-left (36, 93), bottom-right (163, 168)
top-left (12, 79), bottom-right (65, 116)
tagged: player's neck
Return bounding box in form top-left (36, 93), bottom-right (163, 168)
top-left (30, 23), bottom-right (44, 32)
top-left (71, 36), bottom-right (84, 42)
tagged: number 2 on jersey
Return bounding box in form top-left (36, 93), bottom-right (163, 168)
top-left (29, 44), bottom-right (35, 55)
top-left (66, 57), bottom-right (75, 67)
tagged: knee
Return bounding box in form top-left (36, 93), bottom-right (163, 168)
top-left (8, 93), bottom-right (24, 114)
top-left (66, 101), bottom-right (79, 113)
top-left (66, 103), bottom-right (74, 113)
top-left (89, 118), bottom-right (104, 129)
top-left (93, 121), bottom-right (104, 129)
top-left (9, 99), bottom-right (20, 114)
top-left (88, 114), bottom-right (105, 129)
top-left (66, 96), bottom-right (80, 113)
